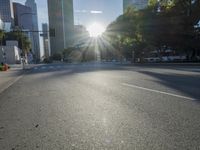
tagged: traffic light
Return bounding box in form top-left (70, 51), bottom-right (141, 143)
top-left (50, 28), bottom-right (55, 37)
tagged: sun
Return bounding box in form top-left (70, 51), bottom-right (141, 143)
top-left (87, 22), bottom-right (105, 37)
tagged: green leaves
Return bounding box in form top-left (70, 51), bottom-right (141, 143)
top-left (105, 0), bottom-right (200, 60)
top-left (0, 30), bottom-right (5, 45)
top-left (5, 31), bottom-right (31, 53)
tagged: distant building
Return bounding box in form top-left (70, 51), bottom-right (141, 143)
top-left (6, 40), bottom-right (19, 47)
top-left (73, 25), bottom-right (90, 46)
top-left (25, 0), bottom-right (40, 61)
top-left (0, 0), bottom-right (14, 31)
top-left (0, 18), bottom-right (4, 30)
top-left (47, 0), bottom-right (74, 55)
top-left (123, 0), bottom-right (148, 12)
top-left (13, 2), bottom-right (35, 62)
top-left (42, 23), bottom-right (50, 58)
top-left (13, 2), bottom-right (33, 30)
top-left (0, 45), bottom-right (21, 64)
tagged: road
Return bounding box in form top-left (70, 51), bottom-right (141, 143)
top-left (0, 63), bottom-right (200, 150)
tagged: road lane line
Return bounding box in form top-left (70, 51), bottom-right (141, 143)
top-left (0, 74), bottom-right (24, 94)
top-left (122, 83), bottom-right (197, 101)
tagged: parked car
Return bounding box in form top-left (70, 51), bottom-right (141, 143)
top-left (144, 57), bottom-right (161, 63)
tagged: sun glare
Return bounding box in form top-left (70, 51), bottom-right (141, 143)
top-left (87, 23), bottom-right (105, 37)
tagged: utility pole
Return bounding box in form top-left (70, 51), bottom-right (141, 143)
top-left (19, 13), bottom-right (35, 69)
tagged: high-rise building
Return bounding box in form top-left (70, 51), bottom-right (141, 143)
top-left (13, 3), bottom-right (33, 30)
top-left (47, 0), bottom-right (74, 55)
top-left (42, 23), bottom-right (50, 58)
top-left (0, 0), bottom-right (14, 31)
top-left (73, 25), bottom-right (89, 46)
top-left (123, 0), bottom-right (148, 12)
top-left (25, 0), bottom-right (40, 61)
top-left (0, 18), bottom-right (4, 30)
top-left (13, 2), bottom-right (34, 57)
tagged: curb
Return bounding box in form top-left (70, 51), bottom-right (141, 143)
top-left (0, 73), bottom-right (24, 94)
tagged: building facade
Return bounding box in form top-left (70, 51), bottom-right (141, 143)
top-left (13, 2), bottom-right (35, 59)
top-left (25, 0), bottom-right (40, 61)
top-left (13, 2), bottom-right (33, 30)
top-left (0, 0), bottom-right (14, 31)
top-left (0, 18), bottom-right (4, 30)
top-left (73, 25), bottom-right (90, 46)
top-left (47, 0), bottom-right (74, 55)
top-left (123, 0), bottom-right (148, 12)
top-left (0, 45), bottom-right (21, 64)
top-left (42, 23), bottom-right (50, 58)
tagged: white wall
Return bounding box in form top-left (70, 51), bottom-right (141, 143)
top-left (0, 46), bottom-right (21, 64)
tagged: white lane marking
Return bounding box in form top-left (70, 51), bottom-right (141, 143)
top-left (41, 66), bottom-right (46, 69)
top-left (0, 74), bottom-right (24, 94)
top-left (122, 83), bottom-right (197, 101)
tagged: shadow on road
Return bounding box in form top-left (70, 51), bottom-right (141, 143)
top-left (26, 64), bottom-right (200, 101)
top-left (138, 71), bottom-right (200, 101)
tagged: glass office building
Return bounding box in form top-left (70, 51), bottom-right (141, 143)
top-left (0, 0), bottom-right (14, 22)
top-left (13, 2), bottom-right (33, 30)
top-left (25, 0), bottom-right (40, 60)
top-left (0, 0), bottom-right (14, 31)
top-left (47, 0), bottom-right (74, 55)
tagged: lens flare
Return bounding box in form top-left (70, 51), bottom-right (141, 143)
top-left (87, 22), bottom-right (105, 37)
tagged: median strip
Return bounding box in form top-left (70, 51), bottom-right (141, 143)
top-left (122, 83), bottom-right (196, 101)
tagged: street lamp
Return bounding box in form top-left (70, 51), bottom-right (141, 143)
top-left (18, 13), bottom-right (35, 69)
top-left (1, 47), bottom-right (6, 64)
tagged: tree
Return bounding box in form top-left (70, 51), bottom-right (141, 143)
top-left (21, 35), bottom-right (31, 54)
top-left (0, 30), bottom-right (5, 45)
top-left (5, 30), bottom-right (31, 55)
top-left (105, 7), bottom-right (143, 60)
top-left (104, 0), bottom-right (200, 62)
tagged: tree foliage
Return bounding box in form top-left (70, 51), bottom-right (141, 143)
top-left (105, 0), bottom-right (200, 61)
top-left (0, 30), bottom-right (5, 45)
top-left (5, 30), bottom-right (31, 54)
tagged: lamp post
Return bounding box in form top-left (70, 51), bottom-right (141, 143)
top-left (19, 12), bottom-right (35, 69)
top-left (1, 47), bottom-right (6, 64)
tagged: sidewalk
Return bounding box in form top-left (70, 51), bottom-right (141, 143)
top-left (0, 64), bottom-right (35, 94)
top-left (0, 65), bottom-right (24, 93)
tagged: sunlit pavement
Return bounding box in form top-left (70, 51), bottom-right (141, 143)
top-left (0, 63), bottom-right (200, 149)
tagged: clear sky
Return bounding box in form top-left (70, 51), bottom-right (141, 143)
top-left (74, 0), bottom-right (123, 28)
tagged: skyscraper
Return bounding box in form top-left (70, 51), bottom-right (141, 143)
top-left (47, 0), bottom-right (74, 55)
top-left (123, 0), bottom-right (148, 12)
top-left (0, 0), bottom-right (14, 31)
top-left (25, 0), bottom-right (40, 61)
top-left (13, 2), bottom-right (33, 30)
top-left (13, 2), bottom-right (34, 57)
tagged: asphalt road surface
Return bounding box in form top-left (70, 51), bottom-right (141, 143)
top-left (0, 63), bottom-right (200, 150)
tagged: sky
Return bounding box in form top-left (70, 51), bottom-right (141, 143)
top-left (12, 0), bottom-right (123, 55)
top-left (13, 0), bottom-right (123, 29)
top-left (74, 0), bottom-right (123, 28)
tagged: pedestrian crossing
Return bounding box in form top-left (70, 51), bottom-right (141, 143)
top-left (33, 65), bottom-right (67, 71)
